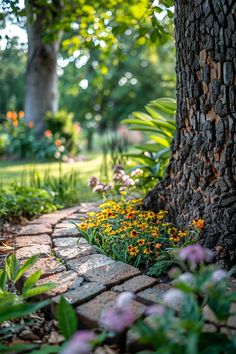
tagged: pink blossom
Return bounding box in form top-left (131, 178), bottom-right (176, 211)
top-left (179, 244), bottom-right (213, 265)
top-left (61, 330), bottom-right (97, 354)
top-left (116, 292), bottom-right (134, 307)
top-left (211, 269), bottom-right (228, 283)
top-left (99, 306), bottom-right (136, 332)
top-left (145, 304), bottom-right (166, 316)
top-left (99, 292), bottom-right (136, 332)
top-left (163, 289), bottom-right (185, 309)
top-left (88, 176), bottom-right (99, 188)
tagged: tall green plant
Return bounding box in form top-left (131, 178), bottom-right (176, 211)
top-left (122, 97), bottom-right (176, 189)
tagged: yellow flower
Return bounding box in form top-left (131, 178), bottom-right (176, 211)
top-left (192, 219), bottom-right (205, 229)
top-left (170, 235), bottom-right (180, 242)
top-left (143, 248), bottom-right (151, 255)
top-left (151, 231), bottom-right (160, 238)
top-left (178, 230), bottom-right (188, 238)
top-left (156, 210), bottom-right (168, 220)
top-left (130, 230), bottom-right (138, 238)
top-left (128, 246), bottom-right (139, 257)
top-left (79, 222), bottom-right (88, 231)
top-left (88, 212), bottom-right (96, 217)
top-left (137, 239), bottom-right (145, 246)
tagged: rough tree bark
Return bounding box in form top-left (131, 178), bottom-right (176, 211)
top-left (143, 0), bottom-right (236, 265)
top-left (24, 0), bottom-right (62, 135)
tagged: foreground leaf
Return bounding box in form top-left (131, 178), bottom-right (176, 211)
top-left (0, 300), bottom-right (50, 323)
top-left (56, 296), bottom-right (77, 340)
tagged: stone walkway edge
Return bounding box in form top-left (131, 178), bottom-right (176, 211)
top-left (15, 203), bottom-right (171, 329)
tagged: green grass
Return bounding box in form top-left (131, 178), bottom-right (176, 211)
top-left (0, 153), bottom-right (104, 203)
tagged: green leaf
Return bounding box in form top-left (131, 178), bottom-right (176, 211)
top-left (0, 269), bottom-right (7, 290)
top-left (5, 254), bottom-right (20, 282)
top-left (22, 283), bottom-right (56, 299)
top-left (0, 343), bottom-right (39, 353)
top-left (28, 345), bottom-right (60, 354)
top-left (135, 143), bottom-right (164, 153)
top-left (0, 300), bottom-right (50, 323)
top-left (22, 269), bottom-right (42, 293)
top-left (56, 296), bottom-right (77, 340)
top-left (15, 254), bottom-right (40, 282)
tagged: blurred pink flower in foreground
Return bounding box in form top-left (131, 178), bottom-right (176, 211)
top-left (179, 244), bottom-right (213, 265)
top-left (99, 292), bottom-right (136, 332)
top-left (61, 330), bottom-right (97, 354)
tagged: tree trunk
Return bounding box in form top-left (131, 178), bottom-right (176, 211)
top-left (24, 0), bottom-right (62, 136)
top-left (143, 0), bottom-right (236, 265)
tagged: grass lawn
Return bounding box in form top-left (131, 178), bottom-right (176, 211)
top-left (0, 153), bottom-right (105, 202)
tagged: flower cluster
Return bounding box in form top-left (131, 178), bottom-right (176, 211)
top-left (1, 111), bottom-right (70, 161)
top-left (88, 164), bottom-right (143, 197)
top-left (77, 199), bottom-right (204, 269)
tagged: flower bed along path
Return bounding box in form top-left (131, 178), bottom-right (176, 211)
top-left (14, 203), bottom-right (236, 352)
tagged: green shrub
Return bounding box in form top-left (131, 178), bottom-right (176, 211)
top-left (0, 185), bottom-right (60, 219)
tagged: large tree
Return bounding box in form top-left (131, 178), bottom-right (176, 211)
top-left (143, 0), bottom-right (236, 265)
top-left (24, 0), bottom-right (63, 135)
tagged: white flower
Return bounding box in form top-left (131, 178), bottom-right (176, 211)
top-left (211, 269), bottom-right (228, 284)
top-left (116, 292), bottom-right (134, 308)
top-left (163, 289), bottom-right (185, 309)
top-left (177, 272), bottom-right (195, 286)
top-left (131, 168), bottom-right (143, 177)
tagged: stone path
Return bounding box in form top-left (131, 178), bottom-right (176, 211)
top-left (15, 203), bottom-right (171, 330)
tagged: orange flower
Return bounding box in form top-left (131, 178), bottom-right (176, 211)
top-left (6, 111), bottom-right (13, 119)
top-left (28, 121), bottom-right (34, 128)
top-left (192, 219), bottom-right (205, 229)
top-left (44, 129), bottom-right (53, 138)
top-left (18, 111), bottom-right (24, 118)
top-left (55, 139), bottom-right (62, 147)
top-left (130, 230), bottom-right (138, 238)
top-left (127, 212), bottom-right (135, 219)
top-left (155, 243), bottom-right (162, 249)
top-left (12, 119), bottom-right (18, 127)
top-left (12, 112), bottom-right (17, 120)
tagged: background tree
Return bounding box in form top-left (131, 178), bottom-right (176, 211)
top-left (1, 0), bottom-right (174, 135)
top-left (0, 37), bottom-right (26, 113)
top-left (143, 0), bottom-right (236, 265)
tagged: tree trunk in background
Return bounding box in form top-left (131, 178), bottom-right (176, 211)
top-left (24, 0), bottom-right (61, 136)
top-left (143, 0), bottom-right (236, 265)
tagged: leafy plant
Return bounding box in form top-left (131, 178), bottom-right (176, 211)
top-left (26, 167), bottom-right (81, 207)
top-left (0, 185), bottom-right (60, 220)
top-left (133, 245), bottom-right (236, 354)
top-left (56, 296), bottom-right (78, 340)
top-left (122, 97), bottom-right (176, 190)
top-left (0, 254), bottom-right (56, 306)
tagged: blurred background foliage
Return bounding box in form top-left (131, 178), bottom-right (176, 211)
top-left (0, 0), bottom-right (176, 209)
